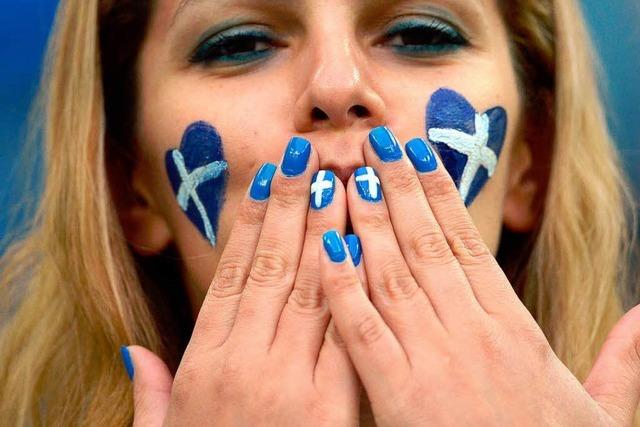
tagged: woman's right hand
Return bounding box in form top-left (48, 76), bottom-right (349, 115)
top-left (122, 137), bottom-right (364, 426)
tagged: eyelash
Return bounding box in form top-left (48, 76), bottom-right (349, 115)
top-left (189, 18), bottom-right (468, 66)
top-left (383, 18), bottom-right (468, 56)
top-left (189, 27), bottom-right (276, 65)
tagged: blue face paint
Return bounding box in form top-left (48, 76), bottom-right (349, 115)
top-left (426, 88), bottom-right (507, 207)
top-left (165, 121), bottom-right (229, 247)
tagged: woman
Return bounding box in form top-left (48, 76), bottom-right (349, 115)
top-left (1, 0), bottom-right (638, 425)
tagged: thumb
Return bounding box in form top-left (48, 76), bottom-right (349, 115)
top-left (583, 304), bottom-right (640, 426)
top-left (120, 345), bottom-right (173, 427)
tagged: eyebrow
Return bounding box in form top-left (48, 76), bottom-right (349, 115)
top-left (172, 0), bottom-right (484, 29)
top-left (172, 0), bottom-right (293, 26)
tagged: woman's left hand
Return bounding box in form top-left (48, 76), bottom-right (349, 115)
top-left (319, 127), bottom-right (640, 427)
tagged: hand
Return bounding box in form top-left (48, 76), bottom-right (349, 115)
top-left (124, 137), bottom-right (362, 426)
top-left (319, 127), bottom-right (640, 426)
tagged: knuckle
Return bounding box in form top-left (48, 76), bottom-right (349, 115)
top-left (238, 198), bottom-right (267, 226)
top-left (210, 261), bottom-right (247, 299)
top-left (171, 358), bottom-right (202, 409)
top-left (448, 227), bottom-right (492, 265)
top-left (518, 323), bottom-right (553, 366)
top-left (423, 171), bottom-right (457, 201)
top-left (408, 225), bottom-right (455, 264)
top-left (249, 247), bottom-right (293, 287)
top-left (359, 209), bottom-right (391, 231)
top-left (378, 262), bottom-right (419, 301)
top-left (216, 358), bottom-right (243, 393)
top-left (325, 322), bottom-right (348, 350)
top-left (476, 323), bottom-right (507, 364)
top-left (305, 214), bottom-right (334, 237)
top-left (271, 179), bottom-right (305, 210)
top-left (287, 280), bottom-right (325, 313)
top-left (354, 313), bottom-right (386, 347)
top-left (330, 269), bottom-right (362, 297)
top-left (386, 169), bottom-right (420, 194)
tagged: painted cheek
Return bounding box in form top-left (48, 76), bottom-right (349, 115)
top-left (425, 88), bottom-right (507, 207)
top-left (165, 121), bottom-right (229, 247)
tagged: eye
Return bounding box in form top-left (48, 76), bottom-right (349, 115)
top-left (190, 26), bottom-right (279, 65)
top-left (382, 17), bottom-right (468, 56)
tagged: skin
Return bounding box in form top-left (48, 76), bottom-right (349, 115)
top-left (117, 0), bottom-right (640, 426)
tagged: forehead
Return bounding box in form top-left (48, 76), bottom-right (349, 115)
top-left (153, 0), bottom-right (491, 31)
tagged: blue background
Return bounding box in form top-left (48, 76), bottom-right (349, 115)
top-left (0, 1), bottom-right (639, 241)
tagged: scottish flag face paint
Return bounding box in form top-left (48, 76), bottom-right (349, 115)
top-left (426, 88), bottom-right (507, 207)
top-left (166, 121), bottom-right (229, 247)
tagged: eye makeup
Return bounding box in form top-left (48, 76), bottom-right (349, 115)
top-left (189, 24), bottom-right (281, 66)
top-left (381, 16), bottom-right (468, 56)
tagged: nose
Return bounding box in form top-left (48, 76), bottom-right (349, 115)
top-left (294, 38), bottom-right (386, 132)
top-left (293, 29), bottom-right (387, 186)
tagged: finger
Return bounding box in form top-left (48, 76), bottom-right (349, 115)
top-left (363, 126), bottom-right (486, 330)
top-left (232, 137), bottom-right (319, 348)
top-left (319, 230), bottom-right (410, 398)
top-left (315, 315), bottom-right (361, 420)
top-left (121, 345), bottom-right (172, 427)
top-left (404, 136), bottom-right (524, 318)
top-left (347, 166), bottom-right (446, 354)
top-left (273, 171), bottom-right (346, 370)
top-left (315, 234), bottom-right (366, 392)
top-left (344, 234), bottom-right (368, 295)
top-left (583, 304), bottom-right (640, 427)
top-left (189, 163), bottom-right (276, 351)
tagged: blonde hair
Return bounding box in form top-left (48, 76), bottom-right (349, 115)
top-left (0, 0), bottom-right (636, 425)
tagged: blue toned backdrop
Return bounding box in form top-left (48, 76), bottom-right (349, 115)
top-left (0, 1), bottom-right (639, 241)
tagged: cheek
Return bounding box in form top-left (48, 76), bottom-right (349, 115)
top-left (425, 88), bottom-right (508, 208)
top-left (135, 77), bottom-right (294, 295)
top-left (165, 121), bottom-right (228, 247)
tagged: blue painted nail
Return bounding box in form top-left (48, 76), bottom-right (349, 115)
top-left (355, 166), bottom-right (382, 202)
top-left (344, 234), bottom-right (362, 267)
top-left (369, 126), bottom-right (403, 162)
top-left (405, 138), bottom-right (438, 173)
top-left (323, 230), bottom-right (347, 263)
top-left (250, 163), bottom-right (277, 201)
top-left (120, 345), bottom-right (134, 381)
top-left (281, 137), bottom-right (311, 177)
top-left (310, 170), bottom-right (336, 210)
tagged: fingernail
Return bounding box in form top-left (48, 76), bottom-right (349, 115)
top-left (323, 230), bottom-right (347, 263)
top-left (344, 234), bottom-right (362, 267)
top-left (369, 126), bottom-right (403, 162)
top-left (281, 137), bottom-right (311, 177)
top-left (250, 163), bottom-right (277, 201)
top-left (120, 345), bottom-right (134, 381)
top-left (405, 138), bottom-right (438, 173)
top-left (354, 166), bottom-right (382, 202)
top-left (310, 170), bottom-right (336, 210)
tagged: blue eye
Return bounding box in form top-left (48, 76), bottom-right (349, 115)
top-left (190, 26), bottom-right (277, 65)
top-left (384, 18), bottom-right (468, 56)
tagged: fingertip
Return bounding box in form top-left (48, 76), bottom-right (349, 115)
top-left (120, 345), bottom-right (134, 381)
top-left (322, 229), bottom-right (348, 263)
top-left (248, 162), bottom-right (278, 202)
top-left (344, 234), bottom-right (362, 267)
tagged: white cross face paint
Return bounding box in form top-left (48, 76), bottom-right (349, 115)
top-left (425, 88), bottom-right (507, 207)
top-left (166, 121), bottom-right (229, 247)
top-left (310, 170), bottom-right (336, 210)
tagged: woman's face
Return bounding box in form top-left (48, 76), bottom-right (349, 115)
top-left (130, 0), bottom-right (529, 308)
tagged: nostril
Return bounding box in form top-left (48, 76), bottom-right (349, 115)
top-left (311, 107), bottom-right (329, 120)
top-left (349, 105), bottom-right (370, 118)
